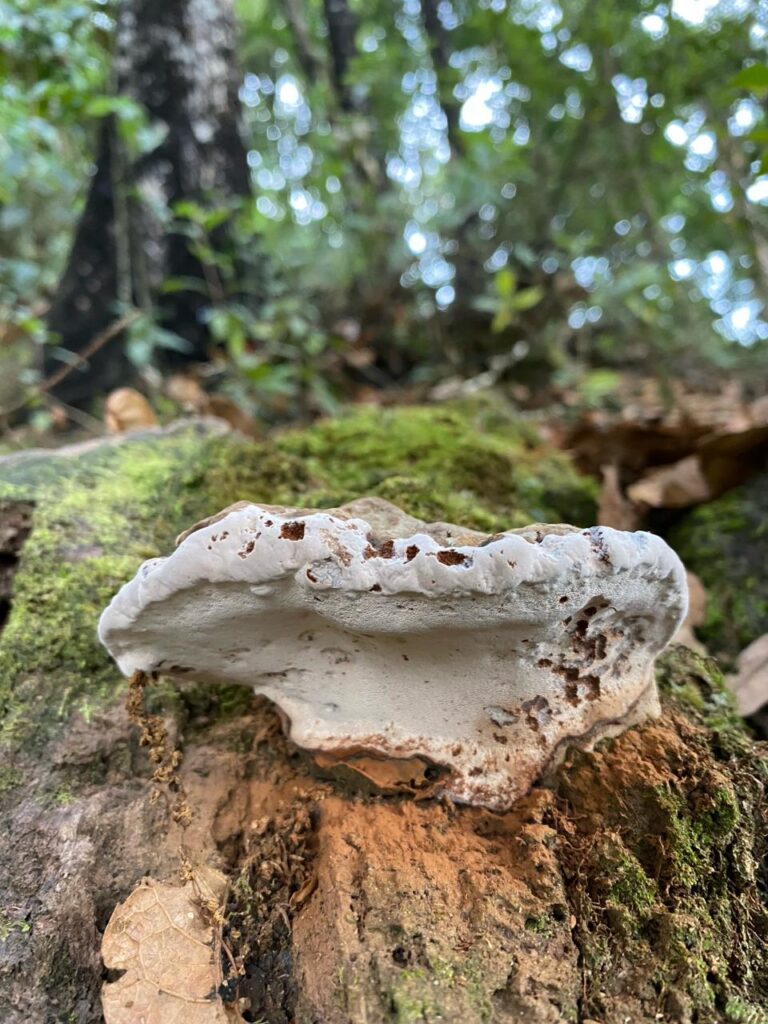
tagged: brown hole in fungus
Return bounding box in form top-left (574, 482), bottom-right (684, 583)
top-left (280, 521), bottom-right (306, 541)
top-left (436, 549), bottom-right (469, 567)
top-left (365, 539), bottom-right (396, 559)
top-left (564, 682), bottom-right (580, 706)
top-left (238, 541), bottom-right (255, 559)
top-left (583, 675), bottom-right (601, 701)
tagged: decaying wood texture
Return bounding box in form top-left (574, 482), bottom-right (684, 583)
top-left (0, 427), bottom-right (766, 1024)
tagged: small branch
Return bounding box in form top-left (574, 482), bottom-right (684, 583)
top-left (0, 310), bottom-right (140, 421)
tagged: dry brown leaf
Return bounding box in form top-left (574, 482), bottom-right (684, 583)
top-left (101, 866), bottom-right (235, 1024)
top-left (627, 455), bottom-right (711, 509)
top-left (312, 750), bottom-right (444, 798)
top-left (727, 634), bottom-right (768, 716)
top-left (673, 571), bottom-right (707, 654)
top-left (165, 376), bottom-right (259, 436)
top-left (104, 388), bottom-right (157, 434)
top-left (597, 464), bottom-right (642, 530)
top-left (289, 873), bottom-right (318, 909)
top-left (567, 377), bottom-right (768, 503)
top-left (166, 374), bottom-right (209, 412)
top-left (206, 395), bottom-right (259, 437)
top-left (696, 423), bottom-right (768, 496)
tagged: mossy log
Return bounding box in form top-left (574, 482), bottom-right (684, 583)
top-left (0, 408), bottom-right (766, 1024)
top-left (669, 472), bottom-right (768, 665)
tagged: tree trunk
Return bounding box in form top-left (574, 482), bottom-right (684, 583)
top-left (0, 425), bottom-right (766, 1024)
top-left (44, 0), bottom-right (250, 406)
top-left (322, 0), bottom-right (360, 113)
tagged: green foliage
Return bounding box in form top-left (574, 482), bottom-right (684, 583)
top-left (0, 0), bottom-right (112, 311)
top-left (2, 0), bottom-right (768, 398)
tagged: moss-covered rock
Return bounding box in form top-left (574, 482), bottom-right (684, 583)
top-left (668, 473), bottom-right (768, 662)
top-left (0, 401), bottom-right (597, 753)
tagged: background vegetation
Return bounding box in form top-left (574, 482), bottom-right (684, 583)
top-left (2, 0), bottom-right (768, 423)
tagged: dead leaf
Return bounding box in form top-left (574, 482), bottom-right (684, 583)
top-left (104, 388), bottom-right (157, 434)
top-left (312, 750), bottom-right (445, 798)
top-left (696, 423), bottom-right (768, 496)
top-left (567, 377), bottom-right (768, 506)
top-left (727, 634), bottom-right (768, 716)
top-left (166, 374), bottom-right (209, 413)
top-left (597, 465), bottom-right (642, 530)
top-left (101, 866), bottom-right (236, 1024)
top-left (627, 455), bottom-right (711, 509)
top-left (206, 395), bottom-right (259, 438)
top-left (673, 571), bottom-right (707, 654)
top-left (165, 376), bottom-right (260, 437)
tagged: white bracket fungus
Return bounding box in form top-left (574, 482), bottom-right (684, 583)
top-left (98, 498), bottom-right (688, 810)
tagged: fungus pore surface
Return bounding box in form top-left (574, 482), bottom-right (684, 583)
top-left (98, 498), bottom-right (688, 810)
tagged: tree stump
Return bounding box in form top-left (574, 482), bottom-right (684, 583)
top-left (0, 420), bottom-right (766, 1024)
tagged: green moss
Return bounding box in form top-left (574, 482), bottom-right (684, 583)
top-left (0, 765), bottom-right (23, 793)
top-left (724, 996), bottom-right (768, 1023)
top-left (0, 404), bottom-right (597, 752)
top-left (389, 968), bottom-right (438, 1023)
top-left (651, 782), bottom-right (739, 891)
top-left (524, 913), bottom-right (555, 937)
top-left (557, 648), bottom-right (768, 1021)
top-left (668, 475), bottom-right (768, 661)
top-left (604, 847), bottom-right (658, 922)
top-left (656, 646), bottom-right (747, 750)
top-left (276, 401), bottom-right (598, 531)
top-left (0, 912), bottom-right (30, 942)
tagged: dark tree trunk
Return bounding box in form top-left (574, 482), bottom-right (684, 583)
top-left (322, 0), bottom-right (360, 112)
top-left (45, 0), bottom-right (250, 406)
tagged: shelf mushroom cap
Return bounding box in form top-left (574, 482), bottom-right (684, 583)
top-left (98, 498), bottom-right (688, 810)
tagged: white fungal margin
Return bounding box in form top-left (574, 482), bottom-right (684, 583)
top-left (98, 499), bottom-right (688, 810)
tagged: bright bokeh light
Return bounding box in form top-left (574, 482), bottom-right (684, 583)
top-left (238, 0), bottom-right (768, 349)
top-left (671, 0), bottom-right (720, 26)
top-left (747, 178), bottom-right (768, 204)
top-left (665, 121), bottom-right (689, 146)
top-left (276, 76), bottom-right (300, 110)
top-left (460, 79), bottom-right (502, 130)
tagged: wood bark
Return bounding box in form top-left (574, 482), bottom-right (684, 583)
top-left (44, 0), bottom-right (250, 406)
top-left (322, 0), bottom-right (360, 113)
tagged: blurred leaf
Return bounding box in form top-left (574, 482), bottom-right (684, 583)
top-left (732, 64), bottom-right (768, 90)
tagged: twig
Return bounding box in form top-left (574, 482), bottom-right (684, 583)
top-left (0, 309), bottom-right (140, 421)
top-left (41, 394), bottom-right (104, 435)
